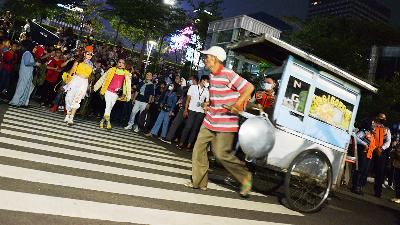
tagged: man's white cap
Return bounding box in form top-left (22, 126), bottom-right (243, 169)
top-left (200, 46), bottom-right (227, 62)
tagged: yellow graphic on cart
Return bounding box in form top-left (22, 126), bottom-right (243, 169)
top-left (309, 93), bottom-right (353, 131)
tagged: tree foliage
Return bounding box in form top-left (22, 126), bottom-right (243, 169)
top-left (289, 17), bottom-right (400, 123)
top-left (289, 17), bottom-right (400, 79)
top-left (184, 0), bottom-right (223, 47)
top-left (2, 0), bottom-right (59, 21)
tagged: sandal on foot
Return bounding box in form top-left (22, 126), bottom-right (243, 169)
top-left (184, 181), bottom-right (207, 191)
top-left (239, 176), bottom-right (253, 198)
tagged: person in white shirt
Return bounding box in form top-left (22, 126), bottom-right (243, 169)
top-left (177, 75), bottom-right (210, 150)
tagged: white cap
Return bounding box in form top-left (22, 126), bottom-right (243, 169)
top-left (200, 46), bottom-right (227, 62)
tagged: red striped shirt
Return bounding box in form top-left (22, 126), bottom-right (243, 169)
top-left (203, 65), bottom-right (251, 132)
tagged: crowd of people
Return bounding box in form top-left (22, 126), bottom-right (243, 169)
top-left (1, 13), bottom-right (399, 200)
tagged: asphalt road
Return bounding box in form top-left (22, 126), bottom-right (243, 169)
top-left (0, 104), bottom-right (398, 225)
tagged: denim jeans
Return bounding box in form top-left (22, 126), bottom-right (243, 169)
top-left (151, 110), bottom-right (170, 138)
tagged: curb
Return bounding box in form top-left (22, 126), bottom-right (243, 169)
top-left (334, 188), bottom-right (400, 212)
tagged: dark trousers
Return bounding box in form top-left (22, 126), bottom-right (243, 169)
top-left (352, 145), bottom-right (371, 191)
top-left (89, 93), bottom-right (104, 116)
top-left (394, 167), bottom-right (400, 198)
top-left (0, 70), bottom-right (11, 92)
top-left (148, 104), bottom-right (161, 132)
top-left (374, 150), bottom-right (390, 197)
top-left (180, 110), bottom-right (205, 145)
top-left (39, 81), bottom-right (56, 105)
top-left (166, 108), bottom-right (185, 141)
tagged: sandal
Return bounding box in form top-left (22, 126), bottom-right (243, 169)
top-left (239, 176), bottom-right (253, 198)
top-left (184, 181), bottom-right (207, 191)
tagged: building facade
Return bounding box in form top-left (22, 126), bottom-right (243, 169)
top-left (308, 0), bottom-right (391, 24)
top-left (206, 12), bottom-right (291, 74)
top-left (368, 45), bottom-right (400, 81)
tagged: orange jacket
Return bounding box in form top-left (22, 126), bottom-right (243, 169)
top-left (366, 126), bottom-right (385, 159)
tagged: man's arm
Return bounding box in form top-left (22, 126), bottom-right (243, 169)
top-left (184, 95), bottom-right (191, 118)
top-left (383, 128), bottom-right (392, 150)
top-left (232, 83), bottom-right (254, 114)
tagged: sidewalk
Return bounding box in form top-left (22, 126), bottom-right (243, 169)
top-left (334, 178), bottom-right (400, 212)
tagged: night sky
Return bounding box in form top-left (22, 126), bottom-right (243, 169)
top-left (221, 0), bottom-right (400, 26)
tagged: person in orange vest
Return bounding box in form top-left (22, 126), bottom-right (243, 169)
top-left (246, 77), bottom-right (276, 115)
top-left (372, 113), bottom-right (391, 198)
top-left (351, 113), bottom-right (391, 195)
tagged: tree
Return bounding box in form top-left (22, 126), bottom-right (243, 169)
top-left (106, 0), bottom-right (189, 71)
top-left (2, 0), bottom-right (59, 21)
top-left (184, 0), bottom-right (223, 48)
top-left (289, 17), bottom-right (400, 80)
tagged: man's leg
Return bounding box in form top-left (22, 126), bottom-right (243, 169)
top-left (211, 131), bottom-right (251, 185)
top-left (374, 151), bottom-right (389, 197)
top-left (126, 101), bottom-right (141, 128)
top-left (191, 126), bottom-right (215, 189)
top-left (161, 111), bottom-right (171, 138)
top-left (166, 109), bottom-right (184, 142)
top-left (179, 110), bottom-right (196, 146)
top-left (394, 167), bottom-right (400, 198)
top-left (151, 111), bottom-right (165, 136)
top-left (134, 101), bottom-right (148, 132)
top-left (188, 112), bottom-right (205, 146)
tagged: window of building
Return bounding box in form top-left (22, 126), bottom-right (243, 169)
top-left (217, 30), bottom-right (233, 44)
top-left (282, 76), bottom-right (310, 114)
top-left (309, 89), bottom-right (354, 131)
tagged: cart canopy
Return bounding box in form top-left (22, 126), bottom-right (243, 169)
top-left (227, 34), bottom-right (377, 93)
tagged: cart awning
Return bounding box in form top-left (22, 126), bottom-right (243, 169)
top-left (228, 34), bottom-right (377, 93)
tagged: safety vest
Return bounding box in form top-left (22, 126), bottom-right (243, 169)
top-left (255, 91), bottom-right (275, 109)
top-left (366, 126), bottom-right (385, 159)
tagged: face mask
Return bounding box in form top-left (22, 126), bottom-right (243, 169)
top-left (379, 119), bottom-right (386, 124)
top-left (264, 83), bottom-right (273, 91)
top-left (187, 80), bottom-right (193, 86)
top-left (204, 82), bottom-right (210, 88)
top-left (168, 86), bottom-right (174, 91)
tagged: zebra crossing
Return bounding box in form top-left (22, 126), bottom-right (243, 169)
top-left (0, 106), bottom-right (304, 225)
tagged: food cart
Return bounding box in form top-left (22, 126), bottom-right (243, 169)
top-left (227, 34), bottom-right (377, 212)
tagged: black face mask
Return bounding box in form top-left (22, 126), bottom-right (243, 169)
top-left (379, 119), bottom-right (386, 125)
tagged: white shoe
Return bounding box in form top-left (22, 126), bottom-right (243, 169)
top-left (64, 115), bottom-right (70, 122)
top-left (124, 124), bottom-right (133, 130)
top-left (67, 117), bottom-right (74, 125)
top-left (133, 126), bottom-right (139, 133)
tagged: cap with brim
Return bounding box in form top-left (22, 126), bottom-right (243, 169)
top-left (200, 46), bottom-right (227, 62)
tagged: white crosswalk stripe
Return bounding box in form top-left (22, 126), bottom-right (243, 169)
top-left (0, 106), bottom-right (302, 224)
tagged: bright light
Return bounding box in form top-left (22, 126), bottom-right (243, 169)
top-left (163, 0), bottom-right (176, 6)
top-left (148, 40), bottom-right (157, 46)
top-left (57, 3), bottom-right (83, 12)
top-left (169, 26), bottom-right (194, 53)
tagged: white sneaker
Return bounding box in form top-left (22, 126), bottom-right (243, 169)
top-left (124, 124), bottom-right (133, 130)
top-left (133, 125), bottom-right (139, 133)
top-left (64, 115), bottom-right (70, 122)
top-left (67, 117), bottom-right (74, 125)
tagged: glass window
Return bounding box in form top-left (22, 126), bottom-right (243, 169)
top-left (282, 76), bottom-right (310, 114)
top-left (309, 89), bottom-right (354, 131)
top-left (217, 30), bottom-right (233, 43)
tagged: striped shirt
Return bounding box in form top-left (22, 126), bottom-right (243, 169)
top-left (203, 65), bottom-right (251, 132)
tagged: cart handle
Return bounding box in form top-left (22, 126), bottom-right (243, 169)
top-left (222, 104), bottom-right (257, 119)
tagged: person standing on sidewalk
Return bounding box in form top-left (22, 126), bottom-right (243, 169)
top-left (94, 58), bottom-right (131, 130)
top-left (184, 46), bottom-right (255, 197)
top-left (373, 113), bottom-right (391, 198)
top-left (177, 75), bottom-right (210, 150)
top-left (124, 72), bottom-right (154, 132)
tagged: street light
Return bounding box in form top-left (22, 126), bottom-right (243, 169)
top-left (163, 0), bottom-right (176, 6)
top-left (145, 40), bottom-right (157, 72)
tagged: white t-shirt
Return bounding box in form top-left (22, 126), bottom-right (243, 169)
top-left (187, 84), bottom-right (209, 113)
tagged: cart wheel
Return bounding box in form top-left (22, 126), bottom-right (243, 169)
top-left (284, 150), bottom-right (332, 213)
